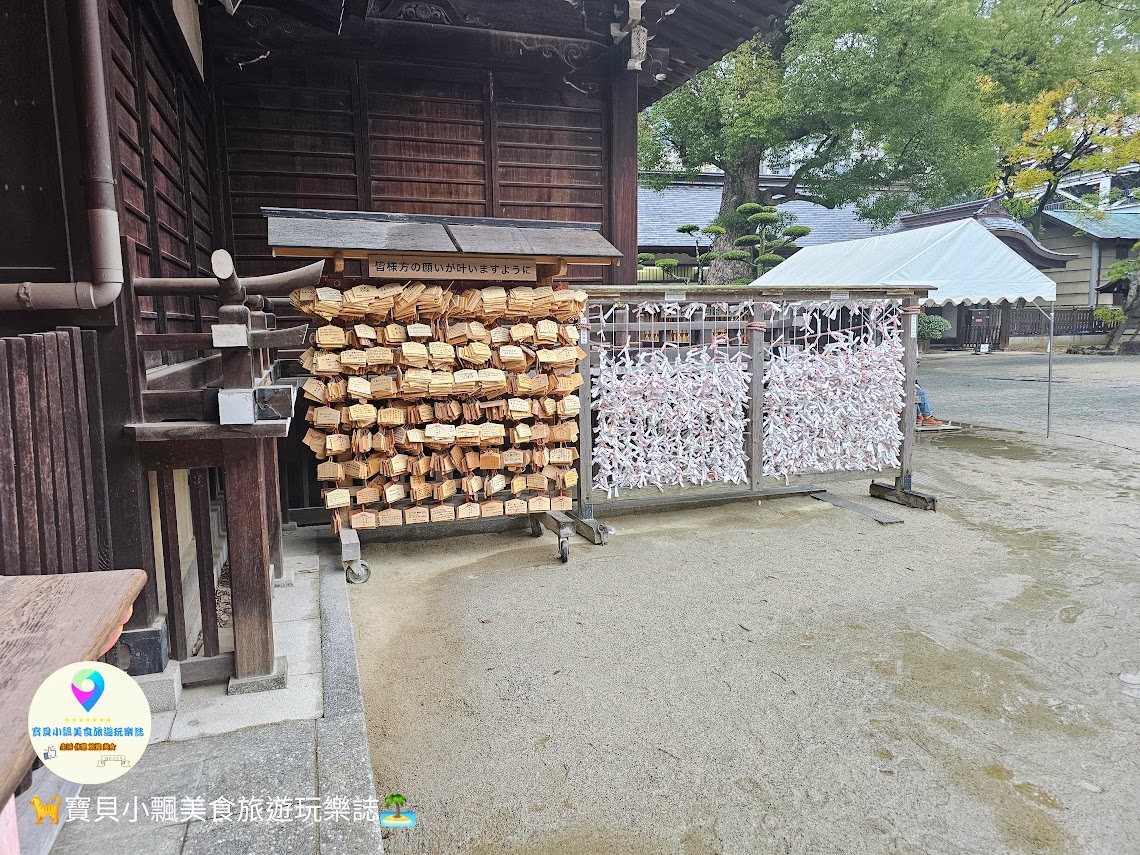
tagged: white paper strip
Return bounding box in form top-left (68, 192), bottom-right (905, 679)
top-left (592, 345), bottom-right (751, 496)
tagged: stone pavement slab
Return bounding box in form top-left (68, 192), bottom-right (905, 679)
top-left (53, 720), bottom-right (328, 855)
top-left (277, 618), bottom-right (322, 677)
top-left (273, 574), bottom-right (320, 623)
top-left (168, 673), bottom-right (323, 741)
top-left (52, 819), bottom-right (188, 855)
top-left (49, 534), bottom-right (382, 855)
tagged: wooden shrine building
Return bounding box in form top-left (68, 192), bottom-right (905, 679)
top-left (0, 0), bottom-right (788, 688)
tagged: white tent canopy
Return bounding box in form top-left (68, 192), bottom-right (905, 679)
top-left (752, 218), bottom-right (1057, 306)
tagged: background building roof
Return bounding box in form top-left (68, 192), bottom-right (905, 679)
top-left (638, 177), bottom-right (896, 250)
top-left (1042, 207), bottom-right (1140, 240)
top-left (902, 198), bottom-right (1074, 270)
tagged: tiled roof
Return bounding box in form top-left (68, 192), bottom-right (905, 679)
top-left (1043, 208), bottom-right (1140, 240)
top-left (638, 180), bottom-right (897, 250)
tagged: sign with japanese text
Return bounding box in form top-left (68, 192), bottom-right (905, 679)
top-left (368, 255), bottom-right (537, 281)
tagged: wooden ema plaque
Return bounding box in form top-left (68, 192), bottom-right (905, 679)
top-left (324, 488), bottom-right (351, 509)
top-left (351, 510), bottom-right (379, 529)
top-left (292, 279), bottom-right (587, 536)
top-left (369, 255), bottom-right (537, 281)
top-left (430, 504), bottom-right (456, 522)
top-left (377, 509), bottom-right (403, 527)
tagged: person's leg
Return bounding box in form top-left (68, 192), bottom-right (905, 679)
top-left (915, 386), bottom-right (932, 418)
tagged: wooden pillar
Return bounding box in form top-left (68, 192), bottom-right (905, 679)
top-left (189, 469), bottom-right (220, 658)
top-left (896, 298), bottom-right (919, 492)
top-left (605, 71), bottom-right (639, 287)
top-left (998, 301), bottom-right (1012, 350)
top-left (748, 324), bottom-right (765, 490)
top-left (98, 239), bottom-right (160, 628)
top-left (156, 470), bottom-right (188, 661)
top-left (223, 438), bottom-right (275, 678)
top-left (218, 303), bottom-right (254, 389)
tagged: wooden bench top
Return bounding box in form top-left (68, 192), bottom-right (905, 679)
top-left (0, 569), bottom-right (146, 807)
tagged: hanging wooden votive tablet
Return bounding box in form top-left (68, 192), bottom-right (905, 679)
top-left (289, 275), bottom-right (586, 533)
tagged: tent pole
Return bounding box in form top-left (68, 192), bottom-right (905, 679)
top-left (1047, 300), bottom-right (1055, 438)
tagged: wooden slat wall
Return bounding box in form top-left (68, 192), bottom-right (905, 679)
top-left (493, 82), bottom-right (605, 224)
top-left (107, 0), bottom-right (153, 292)
top-left (109, 0), bottom-right (217, 367)
top-left (215, 55), bottom-right (618, 518)
top-left (220, 61), bottom-right (361, 271)
top-left (216, 57), bottom-right (612, 287)
top-left (0, 330), bottom-right (109, 575)
top-left (365, 65), bottom-right (489, 218)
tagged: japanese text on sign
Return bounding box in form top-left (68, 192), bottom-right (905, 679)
top-left (367, 255), bottom-right (537, 282)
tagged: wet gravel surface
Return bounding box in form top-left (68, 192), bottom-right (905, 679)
top-left (918, 351), bottom-right (1140, 453)
top-left (350, 352), bottom-right (1140, 855)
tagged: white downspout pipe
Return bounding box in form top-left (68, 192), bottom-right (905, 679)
top-left (0, 0), bottom-right (123, 311)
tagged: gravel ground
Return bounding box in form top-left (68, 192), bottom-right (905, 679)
top-left (918, 351), bottom-right (1140, 452)
top-left (350, 353), bottom-right (1140, 855)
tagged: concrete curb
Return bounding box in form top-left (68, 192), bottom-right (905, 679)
top-left (318, 551), bottom-right (384, 854)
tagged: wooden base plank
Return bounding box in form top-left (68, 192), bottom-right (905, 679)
top-left (869, 481), bottom-right (938, 512)
top-left (810, 492), bottom-right (904, 525)
top-left (592, 485), bottom-right (827, 516)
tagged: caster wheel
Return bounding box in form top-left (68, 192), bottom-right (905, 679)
top-left (529, 517), bottom-right (544, 538)
top-left (346, 560), bottom-right (371, 584)
top-left (559, 541), bottom-right (569, 564)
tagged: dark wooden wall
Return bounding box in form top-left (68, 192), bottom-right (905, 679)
top-left (107, 0), bottom-right (219, 367)
top-left (0, 1), bottom-right (81, 286)
top-left (0, 328), bottom-right (111, 575)
top-left (213, 55), bottom-right (618, 286)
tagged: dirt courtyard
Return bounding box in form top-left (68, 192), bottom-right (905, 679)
top-left (349, 352), bottom-right (1140, 855)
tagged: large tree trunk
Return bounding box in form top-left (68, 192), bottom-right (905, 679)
top-left (707, 155), bottom-right (762, 287)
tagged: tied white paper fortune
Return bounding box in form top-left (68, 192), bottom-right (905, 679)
top-left (762, 304), bottom-right (905, 481)
top-left (592, 345), bottom-right (751, 496)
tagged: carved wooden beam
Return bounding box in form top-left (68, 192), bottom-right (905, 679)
top-left (134, 257), bottom-right (325, 298)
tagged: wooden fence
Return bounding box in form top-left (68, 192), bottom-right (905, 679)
top-left (1010, 307), bottom-right (1120, 337)
top-left (0, 328), bottom-right (111, 576)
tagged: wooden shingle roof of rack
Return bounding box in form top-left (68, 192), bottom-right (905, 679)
top-left (265, 208), bottom-right (623, 265)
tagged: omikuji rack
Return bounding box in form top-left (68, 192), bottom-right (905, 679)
top-left (578, 284), bottom-right (935, 517)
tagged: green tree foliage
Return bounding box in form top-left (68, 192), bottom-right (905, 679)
top-left (982, 1), bottom-right (1140, 226)
top-left (640, 0), bottom-right (998, 284)
top-left (728, 204), bottom-right (813, 280)
top-left (917, 314), bottom-right (952, 341)
top-left (640, 0), bottom-right (1139, 284)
